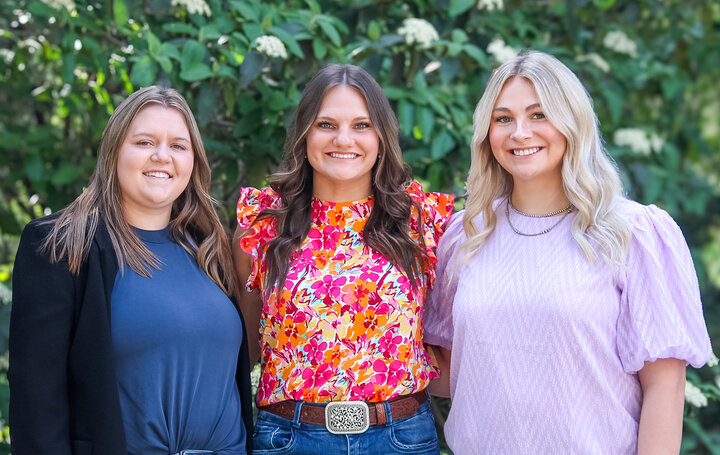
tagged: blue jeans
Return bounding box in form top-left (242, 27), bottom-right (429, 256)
top-left (252, 399), bottom-right (440, 454)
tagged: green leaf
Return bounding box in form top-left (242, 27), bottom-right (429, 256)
top-left (306, 0), bottom-right (321, 16)
top-left (129, 56), bottom-right (158, 86)
top-left (217, 64), bottom-right (237, 80)
top-left (368, 21), bottom-right (380, 41)
top-left (181, 40), bottom-right (207, 71)
top-left (451, 29), bottom-right (469, 44)
top-left (427, 161), bottom-right (447, 189)
top-left (268, 26), bottom-right (305, 58)
top-left (147, 31), bottom-right (162, 58)
top-left (61, 53), bottom-right (76, 83)
top-left (398, 100), bottom-right (415, 136)
top-left (243, 23), bottom-right (265, 42)
top-left (230, 0), bottom-right (258, 21)
top-left (159, 43), bottom-right (181, 60)
top-left (448, 0), bottom-right (475, 17)
top-left (163, 22), bottom-right (199, 35)
top-left (25, 157), bottom-right (44, 182)
top-left (417, 107), bottom-right (435, 143)
top-left (317, 18), bottom-right (341, 47)
top-left (197, 85), bottom-right (219, 127)
top-left (113, 0), bottom-right (129, 25)
top-left (27, 1), bottom-right (57, 17)
top-left (261, 13), bottom-right (272, 30)
top-left (199, 24), bottom-right (223, 42)
top-left (239, 51), bottom-right (266, 88)
top-left (179, 63), bottom-right (213, 81)
top-left (156, 56), bottom-right (173, 73)
top-left (383, 87), bottom-right (405, 100)
top-left (50, 164), bottom-right (78, 185)
top-left (463, 44), bottom-right (489, 67)
top-left (431, 131), bottom-right (455, 159)
top-left (312, 37), bottom-right (327, 59)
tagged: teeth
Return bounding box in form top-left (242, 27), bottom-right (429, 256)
top-left (144, 171), bottom-right (170, 178)
top-left (513, 147), bottom-right (540, 156)
top-left (329, 153), bottom-right (357, 159)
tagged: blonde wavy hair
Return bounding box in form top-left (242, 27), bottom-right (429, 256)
top-left (42, 85), bottom-right (238, 296)
top-left (462, 50), bottom-right (631, 266)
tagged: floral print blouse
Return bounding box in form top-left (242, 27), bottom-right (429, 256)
top-left (236, 181), bottom-right (454, 405)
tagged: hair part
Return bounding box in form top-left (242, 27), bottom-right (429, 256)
top-left (462, 50), bottom-right (631, 266)
top-left (42, 85), bottom-right (238, 296)
top-left (257, 64), bottom-right (428, 288)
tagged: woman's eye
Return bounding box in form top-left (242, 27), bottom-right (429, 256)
top-left (172, 144), bottom-right (188, 151)
top-left (355, 122), bottom-right (371, 130)
top-left (532, 112), bottom-right (546, 120)
top-left (137, 140), bottom-right (152, 146)
top-left (317, 121), bottom-right (333, 129)
top-left (494, 116), bottom-right (511, 124)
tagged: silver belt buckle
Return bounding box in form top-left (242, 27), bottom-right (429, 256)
top-left (325, 401), bottom-right (370, 434)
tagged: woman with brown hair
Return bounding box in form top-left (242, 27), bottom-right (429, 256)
top-left (10, 85), bottom-right (253, 454)
top-left (233, 64), bottom-right (453, 454)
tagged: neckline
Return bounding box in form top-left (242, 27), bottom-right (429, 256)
top-left (134, 225), bottom-right (172, 244)
top-left (312, 194), bottom-right (374, 208)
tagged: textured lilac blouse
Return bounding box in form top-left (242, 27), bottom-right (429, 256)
top-left (424, 198), bottom-right (712, 454)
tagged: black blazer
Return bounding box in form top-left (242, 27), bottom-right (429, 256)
top-left (9, 214), bottom-right (254, 455)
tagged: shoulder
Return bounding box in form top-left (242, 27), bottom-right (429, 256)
top-left (236, 187), bottom-right (281, 228)
top-left (405, 181), bottom-right (455, 215)
top-left (615, 198), bottom-right (683, 238)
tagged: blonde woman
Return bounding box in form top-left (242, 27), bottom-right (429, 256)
top-left (425, 51), bottom-right (711, 454)
top-left (10, 86), bottom-right (253, 454)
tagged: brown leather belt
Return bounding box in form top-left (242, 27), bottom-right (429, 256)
top-left (260, 390), bottom-right (428, 427)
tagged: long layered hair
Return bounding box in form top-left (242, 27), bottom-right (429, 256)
top-left (463, 51), bottom-right (631, 266)
top-left (258, 64), bottom-right (427, 288)
top-left (42, 85), bottom-right (238, 296)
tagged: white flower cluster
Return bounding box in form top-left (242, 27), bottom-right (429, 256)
top-left (576, 52), bottom-right (610, 73)
top-left (42, 0), bottom-right (76, 13)
top-left (487, 38), bottom-right (518, 63)
top-left (171, 0), bottom-right (211, 16)
top-left (685, 381), bottom-right (708, 408)
top-left (613, 128), bottom-right (663, 155)
top-left (603, 30), bottom-right (637, 57)
top-left (478, 0), bottom-right (503, 10)
top-left (708, 352), bottom-right (719, 368)
top-left (0, 282), bottom-right (11, 304)
top-left (254, 35), bottom-right (288, 59)
top-left (398, 18), bottom-right (439, 48)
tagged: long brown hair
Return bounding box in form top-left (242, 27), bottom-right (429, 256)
top-left (258, 64), bottom-right (428, 289)
top-left (42, 85), bottom-right (238, 296)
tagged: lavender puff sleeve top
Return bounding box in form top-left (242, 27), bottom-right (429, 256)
top-left (424, 198), bottom-right (712, 454)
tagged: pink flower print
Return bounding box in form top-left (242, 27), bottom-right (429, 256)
top-left (378, 331), bottom-right (403, 358)
top-left (320, 225), bottom-right (340, 250)
top-left (301, 363), bottom-right (334, 389)
top-left (303, 337), bottom-right (328, 365)
top-left (310, 275), bottom-right (347, 301)
top-left (259, 371), bottom-right (277, 401)
top-left (307, 227), bottom-right (325, 251)
top-left (395, 274), bottom-right (413, 295)
top-left (371, 359), bottom-right (405, 388)
top-left (350, 382), bottom-right (375, 399)
top-left (359, 263), bottom-right (385, 282)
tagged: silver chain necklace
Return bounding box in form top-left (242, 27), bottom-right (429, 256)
top-left (505, 196), bottom-right (573, 237)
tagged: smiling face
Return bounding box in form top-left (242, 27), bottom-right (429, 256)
top-left (116, 105), bottom-right (194, 229)
top-left (306, 85), bottom-right (380, 202)
top-left (488, 77), bottom-right (567, 188)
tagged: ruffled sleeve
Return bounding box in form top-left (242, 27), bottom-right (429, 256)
top-left (616, 201), bottom-right (712, 373)
top-left (406, 180), bottom-right (455, 289)
top-left (423, 211), bottom-right (465, 350)
top-left (236, 187), bottom-right (281, 290)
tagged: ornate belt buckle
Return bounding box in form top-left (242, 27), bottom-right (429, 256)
top-left (325, 401), bottom-right (370, 434)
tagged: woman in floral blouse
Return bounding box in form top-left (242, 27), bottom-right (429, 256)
top-left (233, 64), bottom-right (453, 455)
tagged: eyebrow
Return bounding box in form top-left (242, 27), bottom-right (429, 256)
top-left (493, 103), bottom-right (542, 113)
top-left (315, 115), bottom-right (371, 122)
top-left (129, 132), bottom-right (191, 143)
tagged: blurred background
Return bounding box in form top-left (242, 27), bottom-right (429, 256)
top-left (0, 0), bottom-right (718, 452)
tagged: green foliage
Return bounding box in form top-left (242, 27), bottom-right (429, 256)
top-left (1, 0), bottom-right (720, 451)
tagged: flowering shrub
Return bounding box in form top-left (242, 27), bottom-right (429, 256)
top-left (1, 0), bottom-right (719, 452)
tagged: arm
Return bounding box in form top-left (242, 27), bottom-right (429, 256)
top-left (428, 346), bottom-right (451, 398)
top-left (637, 358), bottom-right (686, 455)
top-left (9, 221), bottom-right (74, 454)
top-left (232, 225), bottom-right (263, 365)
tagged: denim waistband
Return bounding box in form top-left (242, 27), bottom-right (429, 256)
top-left (171, 451), bottom-right (217, 455)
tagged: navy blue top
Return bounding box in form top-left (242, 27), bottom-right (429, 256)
top-left (111, 226), bottom-right (246, 455)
